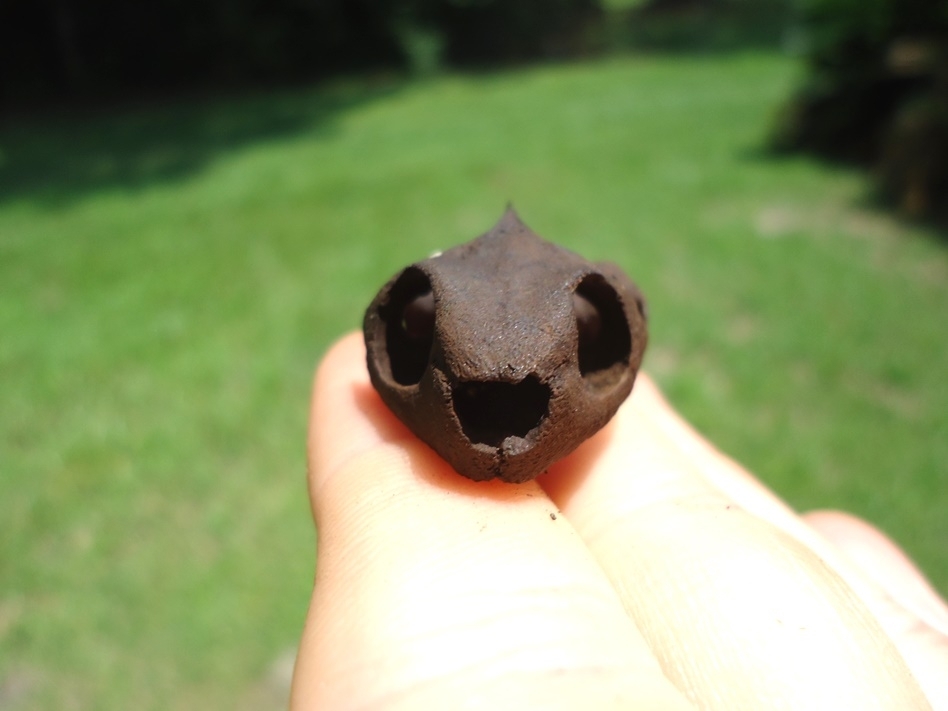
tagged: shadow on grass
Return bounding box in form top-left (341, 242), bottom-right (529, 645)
top-left (0, 77), bottom-right (405, 208)
top-left (740, 145), bottom-right (948, 244)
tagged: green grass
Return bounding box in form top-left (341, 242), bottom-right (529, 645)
top-left (2, 53), bottom-right (946, 709)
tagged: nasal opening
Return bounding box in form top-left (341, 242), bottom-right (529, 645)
top-left (452, 377), bottom-right (550, 448)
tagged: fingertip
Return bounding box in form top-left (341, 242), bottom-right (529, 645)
top-left (309, 331), bottom-right (413, 494)
top-left (313, 331), bottom-right (368, 396)
top-left (628, 370), bottom-right (660, 404)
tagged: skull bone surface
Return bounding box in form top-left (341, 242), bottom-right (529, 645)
top-left (363, 208), bottom-right (648, 483)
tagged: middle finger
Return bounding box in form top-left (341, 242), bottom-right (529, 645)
top-left (539, 376), bottom-right (929, 710)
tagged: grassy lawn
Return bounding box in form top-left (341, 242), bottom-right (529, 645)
top-left (1, 52), bottom-right (946, 709)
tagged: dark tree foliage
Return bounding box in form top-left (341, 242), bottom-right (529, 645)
top-left (418, 0), bottom-right (603, 66)
top-left (0, 0), bottom-right (603, 111)
top-left (0, 0), bottom-right (411, 108)
top-left (619, 0), bottom-right (794, 52)
top-left (2, 1), bottom-right (409, 107)
top-left (773, 0), bottom-right (948, 223)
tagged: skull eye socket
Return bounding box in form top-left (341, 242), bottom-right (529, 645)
top-left (574, 274), bottom-right (631, 386)
top-left (381, 268), bottom-right (435, 386)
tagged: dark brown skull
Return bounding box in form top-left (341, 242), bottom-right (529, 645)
top-left (363, 208), bottom-right (648, 483)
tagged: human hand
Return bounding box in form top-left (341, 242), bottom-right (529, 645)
top-left (291, 333), bottom-right (948, 710)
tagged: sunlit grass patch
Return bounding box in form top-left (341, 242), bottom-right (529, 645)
top-left (1, 52), bottom-right (945, 709)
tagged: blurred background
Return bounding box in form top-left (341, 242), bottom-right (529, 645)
top-left (1, 0), bottom-right (946, 708)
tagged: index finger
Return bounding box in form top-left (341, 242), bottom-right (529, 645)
top-left (293, 333), bottom-right (693, 711)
